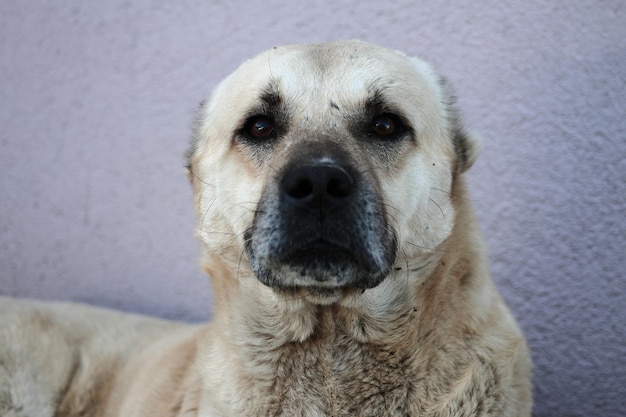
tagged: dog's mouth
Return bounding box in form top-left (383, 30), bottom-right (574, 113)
top-left (283, 241), bottom-right (357, 276)
top-left (244, 222), bottom-right (396, 298)
top-left (265, 241), bottom-right (364, 305)
top-left (278, 240), bottom-right (360, 285)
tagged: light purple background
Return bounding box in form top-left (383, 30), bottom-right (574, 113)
top-left (1, 1), bottom-right (624, 416)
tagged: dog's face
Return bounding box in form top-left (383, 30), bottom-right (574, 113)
top-left (188, 41), bottom-right (477, 305)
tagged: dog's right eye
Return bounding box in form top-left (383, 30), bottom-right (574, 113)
top-left (372, 114), bottom-right (402, 138)
top-left (245, 116), bottom-right (275, 139)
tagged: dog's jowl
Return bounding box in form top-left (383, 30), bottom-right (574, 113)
top-left (1, 41), bottom-right (532, 417)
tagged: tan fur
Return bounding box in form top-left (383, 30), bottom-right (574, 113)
top-left (0, 41), bottom-right (531, 416)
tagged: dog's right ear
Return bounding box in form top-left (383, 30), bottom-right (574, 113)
top-left (453, 127), bottom-right (482, 174)
top-left (438, 77), bottom-right (482, 174)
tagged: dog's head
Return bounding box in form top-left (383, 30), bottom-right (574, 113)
top-left (187, 41), bottom-right (479, 305)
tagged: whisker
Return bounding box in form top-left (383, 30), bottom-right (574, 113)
top-left (428, 197), bottom-right (445, 220)
top-left (267, 45), bottom-right (274, 79)
top-left (430, 187), bottom-right (475, 201)
top-left (406, 241), bottom-right (453, 254)
top-left (401, 249), bottom-right (410, 286)
top-left (267, 162), bottom-right (280, 175)
top-left (237, 234), bottom-right (255, 290)
top-left (202, 231), bottom-right (237, 237)
top-left (200, 198), bottom-right (217, 230)
top-left (188, 168), bottom-right (215, 187)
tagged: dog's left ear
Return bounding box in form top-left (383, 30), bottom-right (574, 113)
top-left (453, 128), bottom-right (482, 174)
top-left (438, 76), bottom-right (482, 174)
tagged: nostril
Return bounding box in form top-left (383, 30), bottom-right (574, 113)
top-left (327, 175), bottom-right (353, 198)
top-left (286, 177), bottom-right (315, 200)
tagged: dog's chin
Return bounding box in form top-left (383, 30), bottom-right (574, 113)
top-left (252, 258), bottom-right (386, 305)
top-left (245, 234), bottom-right (395, 304)
top-left (275, 286), bottom-right (349, 306)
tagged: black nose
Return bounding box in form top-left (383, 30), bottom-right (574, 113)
top-left (281, 163), bottom-right (355, 210)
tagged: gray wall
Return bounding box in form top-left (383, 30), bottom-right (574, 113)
top-left (1, 1), bottom-right (624, 415)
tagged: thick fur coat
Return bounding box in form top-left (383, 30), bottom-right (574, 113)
top-left (0, 41), bottom-right (532, 416)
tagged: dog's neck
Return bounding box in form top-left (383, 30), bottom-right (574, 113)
top-left (200, 286), bottom-right (424, 416)
top-left (200, 249), bottom-right (486, 416)
top-left (197, 183), bottom-right (493, 416)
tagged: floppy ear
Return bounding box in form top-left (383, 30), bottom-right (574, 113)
top-left (453, 128), bottom-right (482, 174)
top-left (438, 76), bottom-right (482, 174)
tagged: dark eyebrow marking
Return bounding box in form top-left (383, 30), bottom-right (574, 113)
top-left (364, 85), bottom-right (406, 123)
top-left (365, 85), bottom-right (389, 113)
top-left (259, 80), bottom-right (282, 107)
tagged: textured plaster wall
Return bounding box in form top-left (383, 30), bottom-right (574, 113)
top-left (1, 1), bottom-right (624, 415)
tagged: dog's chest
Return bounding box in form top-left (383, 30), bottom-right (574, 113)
top-left (240, 336), bottom-right (419, 417)
top-left (325, 342), bottom-right (416, 416)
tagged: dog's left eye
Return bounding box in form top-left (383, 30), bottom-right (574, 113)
top-left (372, 114), bottom-right (400, 137)
top-left (245, 116), bottom-right (275, 139)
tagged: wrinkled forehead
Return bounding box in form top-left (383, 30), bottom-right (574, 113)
top-left (209, 42), bottom-right (443, 123)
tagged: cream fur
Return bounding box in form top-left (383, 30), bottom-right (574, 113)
top-left (0, 41), bottom-right (531, 417)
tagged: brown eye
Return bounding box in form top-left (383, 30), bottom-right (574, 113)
top-left (246, 117), bottom-right (275, 139)
top-left (372, 114), bottom-right (398, 137)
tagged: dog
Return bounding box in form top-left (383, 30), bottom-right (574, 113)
top-left (0, 40), bottom-right (532, 416)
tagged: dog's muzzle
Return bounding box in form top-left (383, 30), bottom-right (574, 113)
top-left (244, 146), bottom-right (397, 294)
